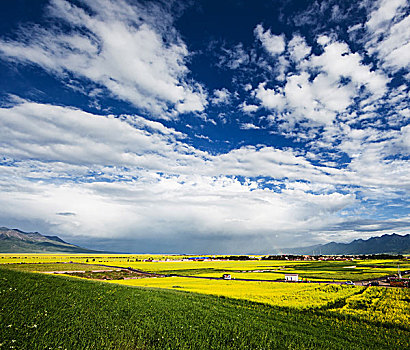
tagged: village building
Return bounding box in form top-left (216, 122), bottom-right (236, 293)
top-left (285, 273), bottom-right (299, 282)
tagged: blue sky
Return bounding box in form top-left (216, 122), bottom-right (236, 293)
top-left (0, 0), bottom-right (409, 253)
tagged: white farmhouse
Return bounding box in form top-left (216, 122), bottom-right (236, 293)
top-left (285, 273), bottom-right (299, 282)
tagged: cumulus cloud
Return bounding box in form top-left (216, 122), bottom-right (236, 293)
top-left (256, 72), bottom-right (353, 125)
top-left (211, 88), bottom-right (231, 105)
top-left (288, 35), bottom-right (311, 63)
top-left (253, 35), bottom-right (389, 125)
top-left (364, 0), bottom-right (410, 72)
top-left (239, 102), bottom-right (259, 114)
top-left (240, 123), bottom-right (260, 130)
top-left (254, 24), bottom-right (286, 56)
top-left (312, 38), bottom-right (389, 98)
top-left (255, 83), bottom-right (286, 111)
top-left (0, 0), bottom-right (207, 117)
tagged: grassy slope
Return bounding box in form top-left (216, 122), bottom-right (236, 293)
top-left (0, 268), bottom-right (409, 350)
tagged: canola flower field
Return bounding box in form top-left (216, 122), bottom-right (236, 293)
top-left (331, 287), bottom-right (410, 327)
top-left (106, 276), bottom-right (409, 328)
top-left (108, 277), bottom-right (363, 309)
top-left (4, 253), bottom-right (409, 281)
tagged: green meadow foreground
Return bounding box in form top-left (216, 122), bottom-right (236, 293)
top-left (0, 255), bottom-right (409, 349)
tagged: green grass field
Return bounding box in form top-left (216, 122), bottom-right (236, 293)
top-left (0, 266), bottom-right (409, 350)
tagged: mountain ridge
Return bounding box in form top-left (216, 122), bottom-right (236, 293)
top-left (279, 233), bottom-right (410, 255)
top-left (0, 227), bottom-right (99, 253)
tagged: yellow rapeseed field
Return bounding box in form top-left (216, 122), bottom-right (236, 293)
top-left (332, 287), bottom-right (410, 326)
top-left (107, 277), bottom-right (361, 309)
top-left (1, 254), bottom-right (409, 282)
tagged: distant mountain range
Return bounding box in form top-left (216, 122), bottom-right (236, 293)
top-left (0, 227), bottom-right (98, 253)
top-left (1, 226), bottom-right (409, 255)
top-left (280, 233), bottom-right (410, 255)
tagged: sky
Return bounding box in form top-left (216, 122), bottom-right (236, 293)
top-left (0, 0), bottom-right (409, 254)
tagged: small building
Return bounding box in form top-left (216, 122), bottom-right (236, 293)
top-left (285, 274), bottom-right (299, 282)
top-left (222, 274), bottom-right (232, 280)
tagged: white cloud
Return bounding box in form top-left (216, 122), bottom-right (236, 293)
top-left (364, 0), bottom-right (410, 72)
top-left (194, 133), bottom-right (212, 142)
top-left (239, 102), bottom-right (259, 114)
top-left (256, 71), bottom-right (354, 125)
top-left (253, 35), bottom-right (389, 125)
top-left (219, 43), bottom-right (249, 69)
top-left (240, 123), bottom-right (260, 130)
top-left (211, 88), bottom-right (231, 105)
top-left (0, 101), bottom-right (324, 181)
top-left (275, 55), bottom-right (289, 81)
top-left (311, 39), bottom-right (389, 98)
top-left (285, 72), bottom-right (352, 124)
top-left (255, 83), bottom-right (286, 111)
top-left (288, 35), bottom-right (311, 63)
top-left (365, 0), bottom-right (407, 32)
top-left (0, 0), bottom-right (207, 117)
top-left (254, 24), bottom-right (286, 56)
top-left (0, 101), bottom-right (196, 170)
top-left (316, 35), bottom-right (332, 46)
top-left (243, 83), bottom-right (253, 91)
